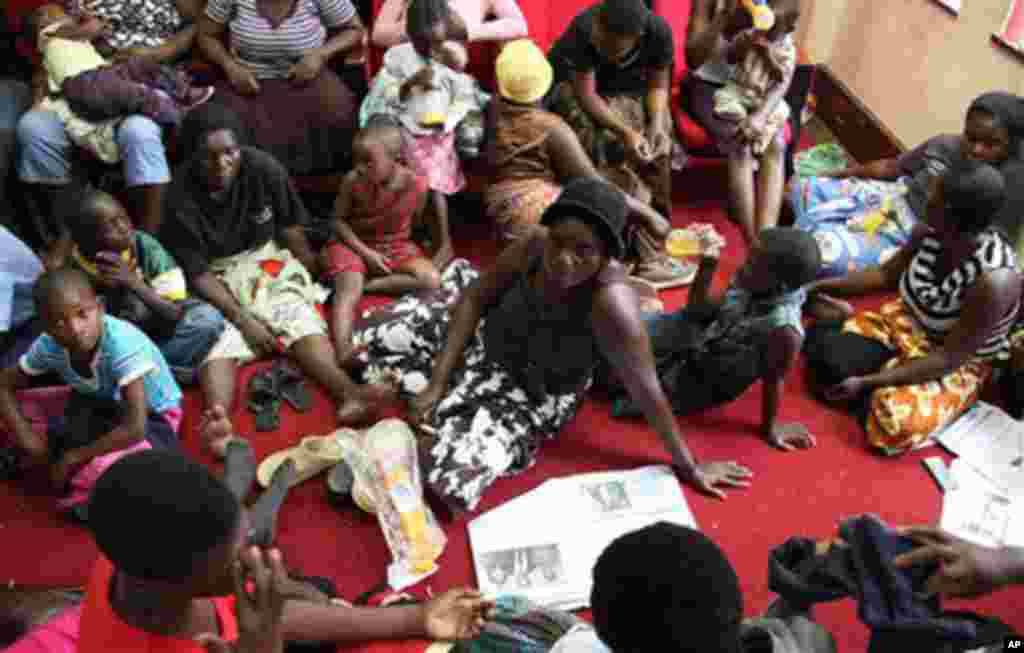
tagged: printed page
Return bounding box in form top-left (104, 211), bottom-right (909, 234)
top-left (936, 402), bottom-right (1024, 498)
top-left (469, 466), bottom-right (696, 609)
top-left (941, 459), bottom-right (1018, 548)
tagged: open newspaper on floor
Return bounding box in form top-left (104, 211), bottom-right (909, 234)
top-left (468, 465), bottom-right (696, 610)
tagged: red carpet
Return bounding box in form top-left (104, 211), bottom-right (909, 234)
top-left (1, 183), bottom-right (1021, 652)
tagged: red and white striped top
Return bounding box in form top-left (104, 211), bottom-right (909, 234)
top-left (205, 0), bottom-right (357, 79)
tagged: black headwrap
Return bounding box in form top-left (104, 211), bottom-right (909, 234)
top-left (968, 92), bottom-right (1024, 162)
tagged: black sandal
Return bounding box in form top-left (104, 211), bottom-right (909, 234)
top-left (273, 360), bottom-right (312, 413)
top-left (247, 370), bottom-right (282, 432)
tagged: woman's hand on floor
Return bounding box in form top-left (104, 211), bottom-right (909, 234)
top-left (893, 527), bottom-right (1016, 599)
top-left (765, 422), bottom-right (816, 451)
top-left (680, 461), bottom-right (753, 500)
top-left (227, 61), bottom-right (261, 96)
top-left (421, 588), bottom-right (494, 640)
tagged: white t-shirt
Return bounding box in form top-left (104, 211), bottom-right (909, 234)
top-left (550, 626), bottom-right (612, 653)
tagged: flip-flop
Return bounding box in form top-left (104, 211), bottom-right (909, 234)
top-left (247, 370), bottom-right (281, 432)
top-left (256, 429), bottom-right (357, 489)
top-left (326, 460), bottom-right (355, 507)
top-left (273, 360), bottom-right (312, 413)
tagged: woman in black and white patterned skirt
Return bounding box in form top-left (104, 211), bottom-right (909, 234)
top-left (352, 178), bottom-right (752, 511)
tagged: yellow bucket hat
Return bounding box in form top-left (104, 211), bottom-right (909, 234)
top-left (496, 39), bottom-right (553, 104)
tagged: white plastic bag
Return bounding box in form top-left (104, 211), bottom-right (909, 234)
top-left (338, 418), bottom-right (447, 590)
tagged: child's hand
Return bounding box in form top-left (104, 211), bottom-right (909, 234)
top-left (197, 547), bottom-right (287, 653)
top-left (696, 227), bottom-right (726, 259)
top-left (364, 250), bottom-right (392, 276)
top-left (96, 251), bottom-right (137, 289)
top-left (765, 422), bottom-right (816, 451)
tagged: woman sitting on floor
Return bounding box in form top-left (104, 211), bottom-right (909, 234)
top-left (791, 92), bottom-right (1024, 282)
top-left (485, 40), bottom-right (668, 252)
top-left (803, 160), bottom-right (1022, 455)
top-left (158, 105), bottom-right (393, 456)
top-left (196, 0), bottom-right (367, 176)
top-left (350, 177), bottom-right (752, 512)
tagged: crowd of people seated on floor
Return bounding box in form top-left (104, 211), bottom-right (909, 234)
top-left (1, 0), bottom-right (1023, 650)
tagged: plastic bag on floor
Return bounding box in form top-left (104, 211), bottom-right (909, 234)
top-left (339, 418), bottom-right (447, 590)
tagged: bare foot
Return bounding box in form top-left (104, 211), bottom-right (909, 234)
top-left (200, 404), bottom-right (236, 459)
top-left (336, 380), bottom-right (399, 425)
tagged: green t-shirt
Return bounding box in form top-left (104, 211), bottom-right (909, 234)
top-left (71, 231), bottom-right (189, 302)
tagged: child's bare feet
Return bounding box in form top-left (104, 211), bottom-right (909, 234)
top-left (200, 404), bottom-right (236, 459)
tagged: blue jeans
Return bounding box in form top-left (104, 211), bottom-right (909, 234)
top-left (158, 301), bottom-right (226, 385)
top-left (16, 108), bottom-right (170, 186)
top-left (0, 80), bottom-right (31, 222)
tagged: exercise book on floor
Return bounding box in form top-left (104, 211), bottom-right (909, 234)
top-left (468, 465), bottom-right (696, 611)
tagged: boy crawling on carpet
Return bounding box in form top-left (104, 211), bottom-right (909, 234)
top-left (602, 228), bottom-right (819, 455)
top-left (0, 269), bottom-right (182, 517)
top-left (322, 119), bottom-right (454, 365)
top-left (6, 450), bottom-right (493, 652)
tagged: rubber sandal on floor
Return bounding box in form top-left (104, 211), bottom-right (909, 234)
top-left (247, 370), bottom-right (281, 432)
top-left (256, 430), bottom-right (356, 489)
top-left (273, 360), bottom-right (312, 413)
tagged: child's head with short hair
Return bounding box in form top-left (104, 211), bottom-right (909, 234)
top-left (929, 159), bottom-right (1006, 237)
top-left (90, 450), bottom-right (244, 595)
top-left (353, 118), bottom-right (404, 186)
top-left (406, 0), bottom-right (451, 59)
top-left (33, 268), bottom-right (104, 357)
top-left (768, 0), bottom-right (800, 37)
top-left (735, 227), bottom-right (821, 295)
top-left (59, 186), bottom-right (135, 262)
top-left (591, 522), bottom-right (744, 653)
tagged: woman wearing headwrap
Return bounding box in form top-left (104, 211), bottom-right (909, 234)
top-left (351, 178), bottom-right (752, 511)
top-left (791, 91), bottom-right (1024, 287)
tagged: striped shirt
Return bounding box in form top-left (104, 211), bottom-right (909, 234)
top-left (900, 229), bottom-right (1020, 359)
top-left (206, 0), bottom-right (356, 79)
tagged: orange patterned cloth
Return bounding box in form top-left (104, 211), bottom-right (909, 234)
top-left (843, 301), bottom-right (992, 455)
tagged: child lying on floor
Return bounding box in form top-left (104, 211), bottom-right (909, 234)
top-left (322, 120), bottom-right (454, 365)
top-left (56, 186), bottom-right (246, 459)
top-left (602, 227), bottom-right (819, 451)
top-left (29, 4), bottom-right (213, 126)
top-left (0, 269), bottom-right (182, 517)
